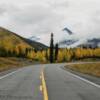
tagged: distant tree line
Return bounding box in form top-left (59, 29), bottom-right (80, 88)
top-left (0, 33), bottom-right (100, 63)
top-left (49, 33), bottom-right (100, 63)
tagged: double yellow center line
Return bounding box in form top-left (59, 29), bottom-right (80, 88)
top-left (40, 68), bottom-right (49, 100)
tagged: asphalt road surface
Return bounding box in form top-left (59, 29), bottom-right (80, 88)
top-left (0, 63), bottom-right (100, 100)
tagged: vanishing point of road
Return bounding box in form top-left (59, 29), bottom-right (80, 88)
top-left (0, 63), bottom-right (100, 100)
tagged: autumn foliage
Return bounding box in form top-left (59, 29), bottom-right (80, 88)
top-left (0, 45), bottom-right (100, 63)
top-left (0, 28), bottom-right (100, 63)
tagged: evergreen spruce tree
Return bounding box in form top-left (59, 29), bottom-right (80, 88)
top-left (55, 43), bottom-right (59, 61)
top-left (50, 33), bottom-right (54, 63)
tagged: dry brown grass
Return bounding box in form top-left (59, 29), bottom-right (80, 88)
top-left (0, 57), bottom-right (34, 72)
top-left (65, 63), bottom-right (100, 77)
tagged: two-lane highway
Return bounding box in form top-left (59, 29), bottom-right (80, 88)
top-left (0, 65), bottom-right (43, 100)
top-left (44, 64), bottom-right (100, 100)
top-left (0, 63), bottom-right (100, 100)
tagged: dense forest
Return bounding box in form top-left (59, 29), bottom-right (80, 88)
top-left (0, 43), bottom-right (100, 63)
top-left (0, 37), bottom-right (100, 63)
top-left (0, 28), bottom-right (100, 63)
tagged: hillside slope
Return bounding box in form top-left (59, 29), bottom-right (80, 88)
top-left (0, 27), bottom-right (32, 50)
top-left (0, 27), bottom-right (47, 51)
top-left (25, 39), bottom-right (48, 51)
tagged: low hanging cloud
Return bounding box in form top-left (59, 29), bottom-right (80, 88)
top-left (0, 0), bottom-right (100, 45)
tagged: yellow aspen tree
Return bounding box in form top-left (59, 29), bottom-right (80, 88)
top-left (75, 48), bottom-right (82, 59)
top-left (57, 50), bottom-right (64, 62)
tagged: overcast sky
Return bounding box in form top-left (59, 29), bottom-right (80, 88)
top-left (0, 0), bottom-right (100, 45)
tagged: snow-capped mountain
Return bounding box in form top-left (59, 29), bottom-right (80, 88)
top-left (60, 27), bottom-right (100, 48)
top-left (29, 36), bottom-right (40, 41)
top-left (62, 27), bottom-right (74, 35)
top-left (59, 38), bottom-right (100, 48)
top-left (59, 39), bottom-right (78, 47)
top-left (77, 38), bottom-right (100, 48)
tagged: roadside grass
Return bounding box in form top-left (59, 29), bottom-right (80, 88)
top-left (0, 57), bottom-right (35, 72)
top-left (65, 63), bottom-right (100, 77)
top-left (76, 58), bottom-right (100, 62)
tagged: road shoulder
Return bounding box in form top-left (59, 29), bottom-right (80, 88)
top-left (62, 66), bottom-right (100, 86)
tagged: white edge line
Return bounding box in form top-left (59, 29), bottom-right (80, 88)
top-left (0, 69), bottom-right (21, 80)
top-left (67, 71), bottom-right (100, 88)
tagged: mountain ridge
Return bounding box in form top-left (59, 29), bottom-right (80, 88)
top-left (59, 38), bottom-right (100, 48)
top-left (0, 27), bottom-right (48, 51)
